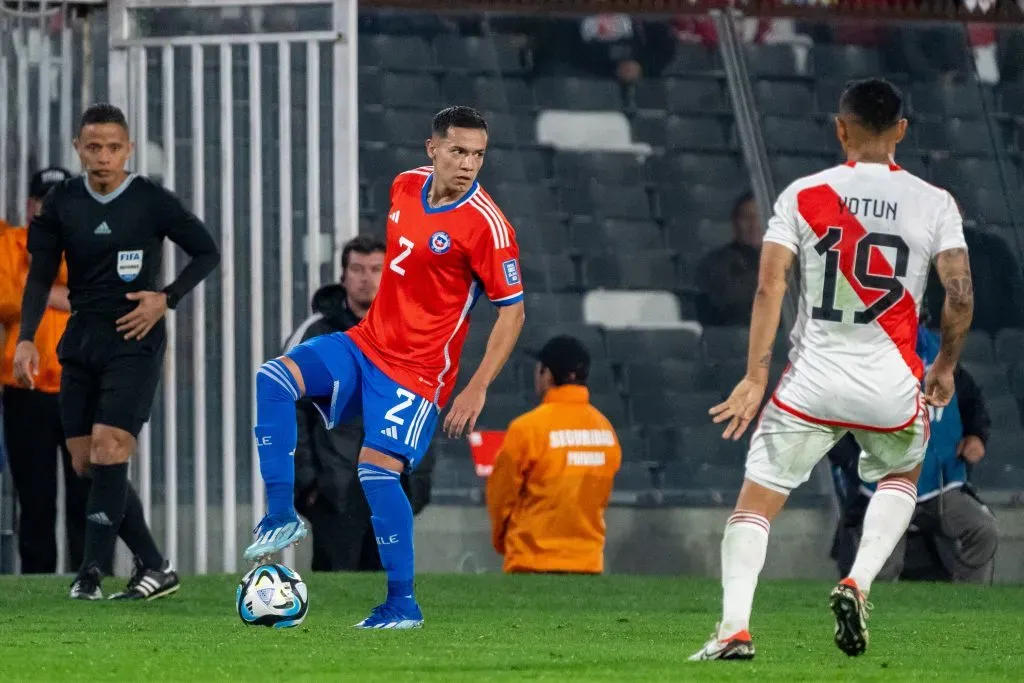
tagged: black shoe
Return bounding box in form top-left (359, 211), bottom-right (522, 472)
top-left (69, 564), bottom-right (103, 601)
top-left (108, 557), bottom-right (180, 601)
top-left (830, 579), bottom-right (871, 657)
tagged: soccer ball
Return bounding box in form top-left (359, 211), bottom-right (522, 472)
top-left (236, 563), bottom-right (309, 628)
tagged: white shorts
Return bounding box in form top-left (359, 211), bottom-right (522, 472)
top-left (745, 397), bottom-right (930, 494)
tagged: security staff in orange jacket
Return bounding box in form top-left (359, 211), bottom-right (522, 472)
top-left (0, 167), bottom-right (89, 573)
top-left (487, 335), bottom-right (621, 574)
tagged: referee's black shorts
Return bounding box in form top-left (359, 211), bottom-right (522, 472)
top-left (57, 313), bottom-right (166, 439)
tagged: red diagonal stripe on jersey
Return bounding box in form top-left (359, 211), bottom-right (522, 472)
top-left (796, 185), bottom-right (923, 380)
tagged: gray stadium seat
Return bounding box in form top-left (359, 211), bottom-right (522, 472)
top-left (815, 80), bottom-right (847, 115)
top-left (999, 84), bottom-right (1024, 115)
top-left (512, 218), bottom-right (573, 254)
top-left (929, 158), bottom-right (1003, 203)
top-left (961, 363), bottom-right (1011, 398)
top-left (948, 119), bottom-right (996, 156)
top-left (811, 45), bottom-right (883, 79)
top-left (359, 68), bottom-right (383, 105)
top-left (659, 185), bottom-right (739, 223)
top-left (633, 78), bottom-right (727, 114)
top-left (912, 120), bottom-right (949, 153)
top-left (996, 329), bottom-right (1024, 363)
top-left (986, 396), bottom-right (1022, 429)
top-left (616, 427), bottom-right (649, 463)
top-left (963, 332), bottom-right (995, 363)
top-left (360, 35), bottom-right (435, 72)
top-left (480, 110), bottom-right (535, 146)
top-left (664, 116), bottom-right (732, 151)
top-left (555, 152), bottom-right (649, 186)
top-left (570, 219), bottom-right (664, 254)
top-left (564, 184), bottom-right (651, 221)
top-left (518, 252), bottom-right (579, 293)
top-left (383, 110), bottom-right (431, 142)
top-left (585, 362), bottom-right (618, 394)
top-left (629, 391), bottom-right (722, 427)
top-left (745, 44), bottom-right (799, 78)
top-left (771, 154), bottom-right (835, 187)
top-left (702, 326), bottom-right (788, 361)
top-left (494, 183), bottom-right (558, 217)
top-left (763, 117), bottom-right (831, 154)
top-left (754, 80), bottom-right (816, 116)
top-left (534, 77), bottom-right (622, 111)
top-left (442, 74), bottom-right (534, 112)
top-left (582, 251), bottom-right (678, 290)
top-left (524, 292), bottom-right (583, 323)
top-left (479, 147), bottom-right (548, 185)
top-left (972, 187), bottom-right (1013, 225)
top-left (591, 393), bottom-right (629, 428)
top-left (478, 393), bottom-right (532, 429)
top-left (431, 451), bottom-right (480, 491)
top-left (380, 73), bottom-right (442, 109)
top-left (519, 322), bottom-right (605, 358)
top-left (606, 328), bottom-right (701, 362)
top-left (973, 430), bottom-right (1024, 490)
top-left (433, 34), bottom-right (526, 75)
top-left (909, 82), bottom-right (987, 120)
top-left (626, 359), bottom-right (702, 394)
top-left (648, 152), bottom-right (747, 187)
top-left (663, 43), bottom-right (721, 76)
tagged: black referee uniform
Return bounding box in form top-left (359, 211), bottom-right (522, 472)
top-left (19, 173), bottom-right (218, 598)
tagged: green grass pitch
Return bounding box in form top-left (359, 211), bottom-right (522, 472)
top-left (1, 573), bottom-right (1021, 681)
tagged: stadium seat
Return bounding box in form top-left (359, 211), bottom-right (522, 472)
top-left (555, 152), bottom-right (649, 187)
top-left (494, 183), bottom-right (558, 217)
top-left (662, 43), bottom-right (721, 76)
top-left (358, 68), bottom-right (383, 106)
top-left (1010, 363), bottom-right (1024, 400)
top-left (625, 359), bottom-right (702, 394)
top-left (647, 152), bottom-right (747, 188)
top-left (519, 322), bottom-right (605, 359)
top-left (518, 252), bottom-right (579, 292)
top-left (380, 73), bottom-right (443, 109)
top-left (581, 251), bottom-right (678, 291)
top-left (478, 147), bottom-right (548, 185)
top-left (591, 392), bottom-right (629, 428)
top-left (908, 82), bottom-right (987, 120)
top-left (524, 292), bottom-right (584, 323)
top-left (972, 430), bottom-right (1024, 490)
top-left (961, 363), bottom-right (1011, 398)
top-left (382, 110), bottom-right (430, 143)
top-left (815, 80), bottom-right (847, 115)
top-left (477, 393), bottom-right (532, 430)
top-left (701, 326), bottom-right (788, 361)
top-left (632, 78), bottom-right (728, 114)
top-left (995, 329), bottom-right (1024, 363)
top-left (972, 187), bottom-right (1013, 225)
top-left (431, 451), bottom-right (481, 491)
top-left (663, 116), bottom-right (732, 151)
top-left (533, 77), bottom-right (622, 111)
top-left (443, 74), bottom-right (534, 112)
top-left (963, 332), bottom-right (995, 363)
top-left (928, 158), bottom-right (1003, 199)
top-left (986, 396), bottom-right (1022, 429)
top-left (564, 184), bottom-right (652, 221)
top-left (360, 35), bottom-right (435, 72)
top-left (999, 83), bottom-right (1024, 116)
top-left (511, 218), bottom-right (573, 254)
top-left (810, 45), bottom-right (883, 79)
top-left (605, 328), bottom-right (701, 362)
top-left (754, 80), bottom-right (816, 117)
top-left (771, 154), bottom-right (835, 187)
top-left (433, 34), bottom-right (526, 75)
top-left (745, 44), bottom-right (799, 78)
top-left (659, 184), bottom-right (739, 224)
top-left (481, 110), bottom-right (535, 146)
top-left (570, 219), bottom-right (664, 254)
top-left (763, 117), bottom-right (831, 154)
top-left (948, 119), bottom-right (997, 156)
top-left (629, 391), bottom-right (722, 427)
top-left (616, 427), bottom-right (649, 463)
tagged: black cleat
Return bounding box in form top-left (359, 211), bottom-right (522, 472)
top-left (69, 564), bottom-right (103, 601)
top-left (108, 558), bottom-right (180, 601)
top-left (830, 578), bottom-right (871, 657)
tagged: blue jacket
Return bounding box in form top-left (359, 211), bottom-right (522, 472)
top-left (854, 326), bottom-right (990, 501)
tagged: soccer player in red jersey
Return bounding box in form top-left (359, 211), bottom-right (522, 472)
top-left (245, 106), bottom-right (526, 628)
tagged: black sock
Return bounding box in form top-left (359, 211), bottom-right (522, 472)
top-left (81, 463), bottom-right (129, 579)
top-left (119, 484), bottom-right (165, 570)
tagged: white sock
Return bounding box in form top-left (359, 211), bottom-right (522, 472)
top-left (848, 478), bottom-right (917, 595)
top-left (718, 511), bottom-right (770, 640)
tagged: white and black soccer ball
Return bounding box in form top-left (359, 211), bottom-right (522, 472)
top-left (236, 563), bottom-right (308, 628)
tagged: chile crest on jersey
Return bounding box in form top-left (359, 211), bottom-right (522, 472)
top-left (429, 230), bottom-right (451, 254)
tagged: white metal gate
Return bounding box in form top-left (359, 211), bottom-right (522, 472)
top-left (107, 0), bottom-right (358, 574)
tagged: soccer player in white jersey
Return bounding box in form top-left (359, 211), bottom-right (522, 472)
top-left (689, 79), bottom-right (974, 660)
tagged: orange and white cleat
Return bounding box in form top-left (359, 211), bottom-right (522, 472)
top-left (688, 626), bottom-right (756, 661)
top-left (830, 577), bottom-right (872, 657)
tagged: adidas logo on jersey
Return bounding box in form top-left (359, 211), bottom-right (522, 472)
top-left (94, 221), bottom-right (111, 235)
top-left (389, 210), bottom-right (400, 224)
top-left (381, 425), bottom-right (398, 439)
top-left (87, 511), bottom-right (112, 525)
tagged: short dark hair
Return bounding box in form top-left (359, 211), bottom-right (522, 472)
top-left (341, 235), bottom-right (386, 271)
top-left (432, 106), bottom-right (488, 137)
top-left (839, 78), bottom-right (904, 135)
top-left (79, 103), bottom-right (129, 133)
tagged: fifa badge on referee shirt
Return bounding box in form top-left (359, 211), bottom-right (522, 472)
top-left (117, 250), bottom-right (143, 282)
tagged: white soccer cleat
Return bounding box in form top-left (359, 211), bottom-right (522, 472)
top-left (689, 626), bottom-right (756, 661)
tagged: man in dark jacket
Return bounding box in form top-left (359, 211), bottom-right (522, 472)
top-left (285, 235), bottom-right (435, 571)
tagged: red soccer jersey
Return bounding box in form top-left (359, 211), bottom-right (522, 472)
top-left (347, 166), bottom-right (524, 407)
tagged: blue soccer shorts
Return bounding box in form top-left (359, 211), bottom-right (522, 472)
top-left (285, 332), bottom-right (438, 469)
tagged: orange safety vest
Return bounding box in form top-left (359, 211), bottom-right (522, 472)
top-left (486, 384), bottom-right (622, 574)
top-left (0, 226), bottom-right (69, 393)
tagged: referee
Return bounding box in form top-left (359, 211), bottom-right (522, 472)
top-left (14, 103), bottom-right (220, 600)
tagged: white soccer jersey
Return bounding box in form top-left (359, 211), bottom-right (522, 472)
top-left (764, 161), bottom-right (966, 430)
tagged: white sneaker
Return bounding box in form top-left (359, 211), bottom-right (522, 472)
top-left (688, 625), bottom-right (755, 661)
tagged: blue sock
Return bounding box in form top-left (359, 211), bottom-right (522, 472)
top-left (255, 359), bottom-right (302, 518)
top-left (358, 463), bottom-right (415, 602)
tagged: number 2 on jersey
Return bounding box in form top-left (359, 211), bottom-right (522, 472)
top-left (812, 226), bottom-right (910, 324)
top-left (389, 236), bottom-right (414, 276)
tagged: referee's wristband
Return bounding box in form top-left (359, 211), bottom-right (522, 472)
top-left (162, 288), bottom-right (181, 310)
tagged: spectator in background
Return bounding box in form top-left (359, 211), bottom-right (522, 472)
top-left (925, 227), bottom-right (1024, 333)
top-left (830, 324), bottom-right (997, 584)
top-left (286, 236), bottom-right (435, 572)
top-left (0, 167), bottom-right (90, 573)
top-left (695, 192), bottom-right (762, 327)
top-left (487, 335), bottom-right (621, 574)
top-left (530, 15), bottom-right (677, 84)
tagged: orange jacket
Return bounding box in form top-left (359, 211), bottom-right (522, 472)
top-left (0, 226), bottom-right (69, 393)
top-left (486, 385), bottom-right (622, 574)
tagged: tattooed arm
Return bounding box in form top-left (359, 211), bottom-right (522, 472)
top-left (745, 242), bottom-right (795, 384)
top-left (934, 247), bottom-right (974, 372)
top-left (925, 247), bottom-right (974, 407)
